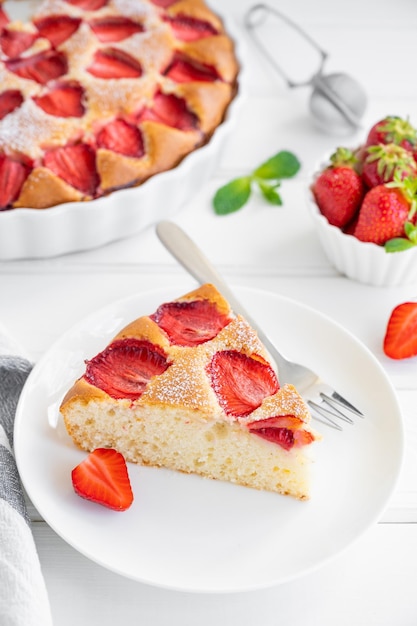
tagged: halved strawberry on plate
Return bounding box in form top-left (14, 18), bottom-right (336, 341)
top-left (72, 448), bottom-right (134, 511)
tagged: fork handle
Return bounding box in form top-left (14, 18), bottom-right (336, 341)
top-left (156, 221), bottom-right (287, 375)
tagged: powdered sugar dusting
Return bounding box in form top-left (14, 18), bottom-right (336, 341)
top-left (110, 0), bottom-right (156, 20)
top-left (143, 348), bottom-right (217, 412)
top-left (0, 99), bottom-right (80, 158)
top-left (32, 0), bottom-right (79, 18)
top-left (244, 384), bottom-right (311, 425)
top-left (207, 317), bottom-right (265, 358)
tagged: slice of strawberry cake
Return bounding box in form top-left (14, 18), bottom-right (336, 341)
top-left (60, 284), bottom-right (319, 500)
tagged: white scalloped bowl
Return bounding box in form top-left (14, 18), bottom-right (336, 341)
top-left (0, 16), bottom-right (246, 260)
top-left (307, 164), bottom-right (417, 287)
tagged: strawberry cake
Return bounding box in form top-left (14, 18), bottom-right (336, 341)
top-left (0, 0), bottom-right (238, 210)
top-left (60, 284), bottom-right (319, 500)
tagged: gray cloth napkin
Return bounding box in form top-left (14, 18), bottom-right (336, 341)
top-left (0, 328), bottom-right (53, 626)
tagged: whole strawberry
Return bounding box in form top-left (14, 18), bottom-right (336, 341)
top-left (365, 115), bottom-right (417, 152)
top-left (312, 147), bottom-right (364, 228)
top-left (354, 175), bottom-right (417, 246)
top-left (362, 143), bottom-right (417, 188)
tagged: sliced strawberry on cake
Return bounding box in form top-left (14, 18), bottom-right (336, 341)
top-left (0, 155), bottom-right (31, 210)
top-left (65, 0), bottom-right (109, 9)
top-left (0, 28), bottom-right (38, 58)
top-left (164, 53), bottom-right (219, 83)
top-left (88, 16), bottom-right (144, 43)
top-left (0, 90), bottom-right (23, 121)
top-left (86, 48), bottom-right (142, 79)
top-left (33, 81), bottom-right (85, 118)
top-left (137, 91), bottom-right (198, 131)
top-left (5, 49), bottom-right (68, 84)
top-left (60, 284), bottom-right (319, 501)
top-left (43, 143), bottom-right (99, 196)
top-left (150, 297), bottom-right (232, 346)
top-left (96, 119), bottom-right (144, 158)
top-left (33, 15), bottom-right (82, 48)
top-left (164, 14), bottom-right (218, 41)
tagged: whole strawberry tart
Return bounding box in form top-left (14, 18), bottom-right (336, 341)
top-left (0, 0), bottom-right (239, 210)
top-left (60, 283), bottom-right (319, 500)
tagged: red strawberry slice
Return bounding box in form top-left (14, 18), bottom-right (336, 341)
top-left (151, 299), bottom-right (231, 346)
top-left (164, 14), bottom-right (218, 42)
top-left (0, 155), bottom-right (30, 209)
top-left (72, 448), bottom-right (133, 511)
top-left (84, 338), bottom-right (170, 400)
top-left (87, 48), bottom-right (142, 79)
top-left (5, 50), bottom-right (68, 85)
top-left (96, 118), bottom-right (144, 157)
top-left (0, 90), bottom-right (23, 120)
top-left (383, 302), bottom-right (417, 360)
top-left (64, 0), bottom-right (108, 9)
top-left (247, 415), bottom-right (314, 451)
top-left (208, 350), bottom-right (279, 417)
top-left (138, 91), bottom-right (197, 131)
top-left (34, 15), bottom-right (81, 48)
top-left (88, 16), bottom-right (144, 43)
top-left (150, 0), bottom-right (177, 6)
top-left (43, 143), bottom-right (99, 195)
top-left (33, 81), bottom-right (85, 118)
top-left (164, 54), bottom-right (219, 83)
top-left (0, 29), bottom-right (37, 58)
top-left (0, 7), bottom-right (9, 28)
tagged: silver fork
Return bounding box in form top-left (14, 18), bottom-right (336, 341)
top-left (156, 221), bottom-right (363, 430)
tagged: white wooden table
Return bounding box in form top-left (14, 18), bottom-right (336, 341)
top-left (2, 0), bottom-right (417, 623)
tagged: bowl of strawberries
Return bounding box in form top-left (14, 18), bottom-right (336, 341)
top-left (308, 115), bottom-right (417, 286)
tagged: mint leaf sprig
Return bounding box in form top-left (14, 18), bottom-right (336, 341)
top-left (213, 150), bottom-right (301, 216)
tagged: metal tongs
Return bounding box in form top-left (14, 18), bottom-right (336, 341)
top-left (244, 4), bottom-right (367, 134)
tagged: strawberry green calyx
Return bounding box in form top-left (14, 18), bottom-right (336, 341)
top-left (385, 174), bottom-right (417, 252)
top-left (329, 146), bottom-right (358, 168)
top-left (387, 173), bottom-right (417, 219)
top-left (365, 143), bottom-right (416, 183)
top-left (377, 116), bottom-right (417, 147)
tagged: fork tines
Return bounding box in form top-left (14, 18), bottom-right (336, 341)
top-left (308, 391), bottom-right (364, 431)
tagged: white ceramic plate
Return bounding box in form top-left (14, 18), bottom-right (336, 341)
top-left (14, 286), bottom-right (404, 593)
